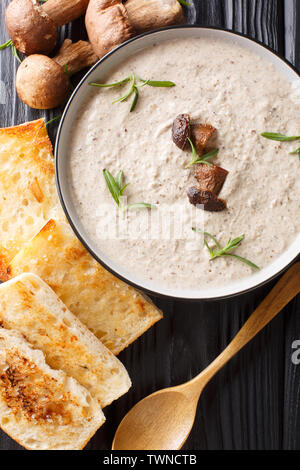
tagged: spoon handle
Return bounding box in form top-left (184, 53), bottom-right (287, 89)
top-left (188, 262), bottom-right (300, 392)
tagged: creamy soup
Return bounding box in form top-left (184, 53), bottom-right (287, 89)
top-left (68, 37), bottom-right (300, 290)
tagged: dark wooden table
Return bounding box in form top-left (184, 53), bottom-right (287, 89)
top-left (0, 0), bottom-right (299, 451)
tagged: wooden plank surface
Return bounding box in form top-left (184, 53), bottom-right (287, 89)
top-left (0, 0), bottom-right (299, 451)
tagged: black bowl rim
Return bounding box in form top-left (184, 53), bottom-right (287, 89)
top-left (55, 25), bottom-right (300, 301)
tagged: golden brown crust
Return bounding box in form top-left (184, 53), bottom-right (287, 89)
top-left (29, 177), bottom-right (44, 203)
top-left (16, 55), bottom-right (70, 110)
top-left (86, 0), bottom-right (134, 58)
top-left (8, 219), bottom-right (163, 355)
top-left (0, 257), bottom-right (10, 282)
top-left (0, 118), bottom-right (52, 152)
top-left (0, 350), bottom-right (73, 425)
top-left (0, 119), bottom-right (54, 176)
top-left (0, 119), bottom-right (61, 267)
top-left (0, 329), bottom-right (106, 450)
top-left (5, 0), bottom-right (57, 55)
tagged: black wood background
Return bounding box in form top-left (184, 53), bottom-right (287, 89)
top-left (0, 0), bottom-right (299, 451)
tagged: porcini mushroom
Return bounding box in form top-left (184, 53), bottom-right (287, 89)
top-left (172, 114), bottom-right (191, 150)
top-left (191, 123), bottom-right (216, 156)
top-left (125, 0), bottom-right (185, 32)
top-left (16, 39), bottom-right (98, 109)
top-left (195, 164), bottom-right (229, 196)
top-left (187, 187), bottom-right (227, 212)
top-left (86, 0), bottom-right (185, 59)
top-left (5, 0), bottom-right (89, 55)
top-left (85, 0), bottom-right (135, 58)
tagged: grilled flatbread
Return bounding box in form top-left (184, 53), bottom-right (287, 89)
top-left (0, 273), bottom-right (131, 407)
top-left (0, 119), bottom-right (63, 280)
top-left (8, 219), bottom-right (163, 354)
top-left (0, 328), bottom-right (105, 450)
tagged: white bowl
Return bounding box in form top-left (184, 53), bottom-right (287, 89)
top-left (55, 26), bottom-right (300, 300)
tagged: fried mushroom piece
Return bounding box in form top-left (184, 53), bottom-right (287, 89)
top-left (172, 114), bottom-right (191, 150)
top-left (190, 123), bottom-right (216, 155)
top-left (195, 164), bottom-right (228, 196)
top-left (187, 187), bottom-right (227, 212)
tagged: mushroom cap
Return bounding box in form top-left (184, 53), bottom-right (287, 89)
top-left (86, 0), bottom-right (134, 58)
top-left (5, 0), bottom-right (57, 55)
top-left (16, 55), bottom-right (70, 109)
top-left (172, 114), bottom-right (191, 150)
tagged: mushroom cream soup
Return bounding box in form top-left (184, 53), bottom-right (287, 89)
top-left (68, 37), bottom-right (300, 290)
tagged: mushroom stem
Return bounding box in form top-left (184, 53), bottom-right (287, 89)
top-left (5, 0), bottom-right (90, 56)
top-left (53, 39), bottom-right (98, 76)
top-left (125, 0), bottom-right (185, 32)
top-left (42, 0), bottom-right (90, 27)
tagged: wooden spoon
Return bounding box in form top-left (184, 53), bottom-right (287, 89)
top-left (112, 262), bottom-right (300, 450)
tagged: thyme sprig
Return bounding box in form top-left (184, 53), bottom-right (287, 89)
top-left (261, 132), bottom-right (300, 161)
top-left (186, 137), bottom-right (219, 168)
top-left (192, 228), bottom-right (260, 270)
top-left (0, 39), bottom-right (21, 63)
top-left (103, 169), bottom-right (157, 210)
top-left (90, 73), bottom-right (175, 112)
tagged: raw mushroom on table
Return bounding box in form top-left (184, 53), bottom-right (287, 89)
top-left (16, 39), bottom-right (99, 109)
top-left (86, 0), bottom-right (185, 58)
top-left (5, 0), bottom-right (89, 55)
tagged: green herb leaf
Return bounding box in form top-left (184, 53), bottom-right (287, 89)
top-left (223, 254), bottom-right (261, 270)
top-left (193, 229), bottom-right (260, 270)
top-left (186, 138), bottom-right (218, 167)
top-left (90, 72), bottom-right (175, 112)
top-left (0, 39), bottom-right (13, 50)
top-left (130, 86), bottom-right (139, 112)
top-left (113, 76), bottom-right (135, 103)
top-left (192, 228), bottom-right (221, 249)
top-left (261, 132), bottom-right (300, 142)
top-left (103, 169), bottom-right (122, 207)
top-left (146, 80), bottom-right (176, 87)
top-left (103, 168), bottom-right (156, 210)
top-left (290, 147), bottom-right (300, 161)
top-left (45, 115), bottom-right (61, 127)
top-left (11, 44), bottom-right (21, 63)
top-left (127, 203), bottom-right (157, 210)
top-left (89, 77), bottom-right (131, 88)
top-left (261, 132), bottom-right (300, 162)
top-left (0, 39), bottom-right (21, 62)
top-left (115, 170), bottom-right (124, 189)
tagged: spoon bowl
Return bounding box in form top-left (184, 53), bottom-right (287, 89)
top-left (112, 263), bottom-right (300, 450)
top-left (113, 390), bottom-right (198, 450)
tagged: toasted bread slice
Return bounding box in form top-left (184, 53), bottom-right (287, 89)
top-left (0, 273), bottom-right (131, 407)
top-left (0, 328), bottom-right (105, 450)
top-left (8, 220), bottom-right (163, 355)
top-left (0, 119), bottom-right (63, 279)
